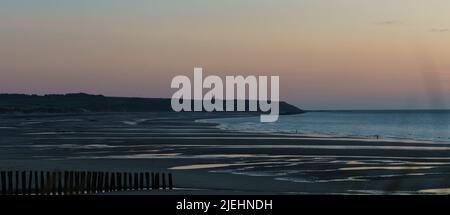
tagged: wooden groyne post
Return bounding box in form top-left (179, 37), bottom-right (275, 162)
top-left (0, 170), bottom-right (174, 195)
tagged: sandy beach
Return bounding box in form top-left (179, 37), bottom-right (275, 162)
top-left (1, 112), bottom-right (450, 195)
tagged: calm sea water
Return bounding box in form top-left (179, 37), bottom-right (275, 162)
top-left (201, 110), bottom-right (450, 143)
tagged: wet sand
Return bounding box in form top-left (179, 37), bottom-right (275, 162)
top-left (1, 112), bottom-right (450, 194)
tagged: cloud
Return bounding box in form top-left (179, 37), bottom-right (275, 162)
top-left (376, 20), bottom-right (403, 25)
top-left (430, 28), bottom-right (450, 33)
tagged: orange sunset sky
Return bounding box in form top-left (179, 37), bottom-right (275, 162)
top-left (0, 0), bottom-right (449, 109)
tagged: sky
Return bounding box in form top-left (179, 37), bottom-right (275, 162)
top-left (0, 0), bottom-right (449, 109)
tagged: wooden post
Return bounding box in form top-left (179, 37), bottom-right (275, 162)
top-left (110, 172), bottom-right (116, 192)
top-left (58, 171), bottom-right (62, 195)
top-left (40, 171), bottom-right (44, 195)
top-left (28, 171), bottom-right (33, 195)
top-left (42, 172), bottom-right (46, 195)
top-left (139, 172), bottom-right (144, 190)
top-left (98, 172), bottom-right (104, 193)
top-left (98, 171), bottom-right (103, 193)
top-left (98, 172), bottom-right (102, 193)
top-left (80, 172), bottom-right (86, 195)
top-left (86, 172), bottom-right (92, 194)
top-left (162, 173), bottom-right (167, 190)
top-left (74, 171), bottom-right (80, 194)
top-left (145, 172), bottom-right (150, 190)
top-left (45, 171), bottom-right (51, 195)
top-left (21, 171), bottom-right (26, 195)
top-left (34, 171), bottom-right (39, 195)
top-left (128, 173), bottom-right (132, 190)
top-left (73, 172), bottom-right (77, 194)
top-left (104, 172), bottom-right (110, 192)
top-left (0, 171), bottom-right (2, 195)
top-left (15, 171), bottom-right (19, 195)
top-left (7, 171), bottom-right (13, 195)
top-left (1, 171), bottom-right (6, 195)
top-left (123, 172), bottom-right (128, 191)
top-left (168, 173), bottom-right (173, 190)
top-left (155, 173), bottom-right (160, 190)
top-left (51, 172), bottom-right (56, 195)
top-left (64, 171), bottom-right (69, 195)
top-left (134, 172), bottom-right (138, 190)
top-left (46, 172), bottom-right (50, 195)
top-left (69, 171), bottom-right (74, 195)
top-left (78, 171), bottom-right (83, 194)
top-left (117, 173), bottom-right (122, 191)
top-left (91, 172), bottom-right (98, 193)
top-left (151, 172), bottom-right (155, 190)
top-left (92, 172), bottom-right (98, 194)
top-left (91, 172), bottom-right (96, 194)
top-left (96, 172), bottom-right (100, 193)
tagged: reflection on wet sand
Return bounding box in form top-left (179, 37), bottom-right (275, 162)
top-left (338, 166), bottom-right (434, 171)
top-left (419, 188), bottom-right (450, 194)
top-left (170, 164), bottom-right (238, 170)
top-left (2, 112), bottom-right (450, 194)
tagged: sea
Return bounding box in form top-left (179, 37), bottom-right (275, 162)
top-left (200, 110), bottom-right (450, 143)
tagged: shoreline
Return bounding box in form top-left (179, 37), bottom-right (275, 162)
top-left (197, 116), bottom-right (450, 145)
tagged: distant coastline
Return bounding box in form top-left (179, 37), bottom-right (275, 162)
top-left (0, 93), bottom-right (304, 115)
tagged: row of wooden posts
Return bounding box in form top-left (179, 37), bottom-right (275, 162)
top-left (0, 170), bottom-right (173, 195)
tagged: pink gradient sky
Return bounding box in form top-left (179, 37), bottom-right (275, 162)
top-left (1, 0), bottom-right (449, 109)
